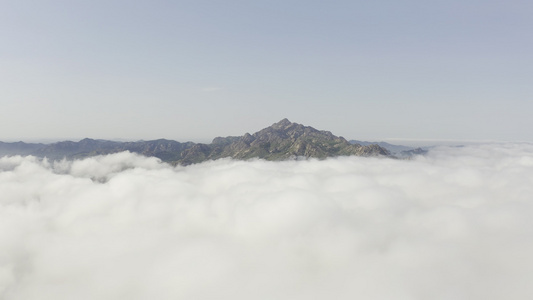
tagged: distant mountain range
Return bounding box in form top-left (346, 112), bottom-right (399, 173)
top-left (349, 140), bottom-right (428, 157)
top-left (349, 140), bottom-right (413, 153)
top-left (0, 119), bottom-right (400, 165)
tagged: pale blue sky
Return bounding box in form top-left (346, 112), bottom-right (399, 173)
top-left (1, 0), bottom-right (532, 142)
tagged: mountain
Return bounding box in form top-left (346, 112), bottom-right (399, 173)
top-left (26, 139), bottom-right (196, 162)
top-left (0, 119), bottom-right (391, 165)
top-left (399, 147), bottom-right (429, 157)
top-left (0, 141), bottom-right (44, 157)
top-left (179, 119), bottom-right (390, 164)
top-left (31, 138), bottom-right (123, 160)
top-left (349, 140), bottom-right (432, 158)
top-left (349, 140), bottom-right (414, 154)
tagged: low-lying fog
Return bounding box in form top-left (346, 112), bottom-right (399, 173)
top-left (1, 143), bottom-right (533, 300)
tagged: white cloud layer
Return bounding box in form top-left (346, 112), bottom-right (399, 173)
top-left (1, 144), bottom-right (533, 300)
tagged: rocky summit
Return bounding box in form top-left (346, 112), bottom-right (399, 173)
top-left (0, 119), bottom-right (391, 165)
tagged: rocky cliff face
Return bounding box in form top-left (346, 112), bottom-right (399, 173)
top-left (0, 119), bottom-right (391, 165)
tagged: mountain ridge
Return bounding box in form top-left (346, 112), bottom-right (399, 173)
top-left (0, 119), bottom-right (392, 165)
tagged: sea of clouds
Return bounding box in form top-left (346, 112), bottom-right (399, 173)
top-left (1, 143), bottom-right (533, 300)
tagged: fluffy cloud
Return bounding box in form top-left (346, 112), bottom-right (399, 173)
top-left (1, 144), bottom-right (533, 300)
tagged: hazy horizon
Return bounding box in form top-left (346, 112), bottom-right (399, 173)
top-left (1, 132), bottom-right (524, 148)
top-left (0, 118), bottom-right (529, 147)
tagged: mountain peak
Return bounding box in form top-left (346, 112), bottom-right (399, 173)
top-left (272, 118), bottom-right (293, 129)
